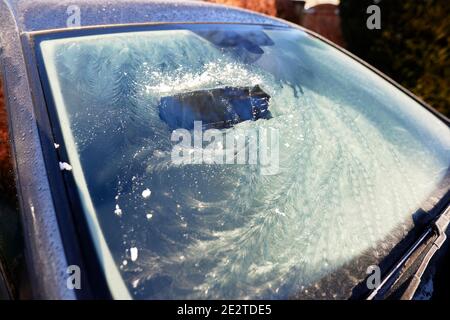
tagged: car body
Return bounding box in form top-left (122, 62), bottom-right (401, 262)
top-left (0, 0), bottom-right (449, 300)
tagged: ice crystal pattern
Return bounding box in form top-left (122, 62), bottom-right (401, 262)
top-left (43, 28), bottom-right (450, 299)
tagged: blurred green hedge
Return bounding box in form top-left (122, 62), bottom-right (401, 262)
top-left (340, 0), bottom-right (450, 117)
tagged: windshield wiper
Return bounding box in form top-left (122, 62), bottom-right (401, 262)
top-left (400, 206), bottom-right (450, 299)
top-left (367, 205), bottom-right (450, 300)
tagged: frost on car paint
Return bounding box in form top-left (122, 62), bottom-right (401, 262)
top-left (38, 25), bottom-right (450, 299)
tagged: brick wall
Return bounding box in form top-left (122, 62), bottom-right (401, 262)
top-left (302, 4), bottom-right (345, 47)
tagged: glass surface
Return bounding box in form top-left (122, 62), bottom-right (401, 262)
top-left (38, 24), bottom-right (450, 299)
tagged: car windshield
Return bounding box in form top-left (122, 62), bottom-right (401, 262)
top-left (37, 24), bottom-right (450, 299)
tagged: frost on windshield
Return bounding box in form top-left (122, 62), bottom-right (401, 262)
top-left (40, 27), bottom-right (450, 299)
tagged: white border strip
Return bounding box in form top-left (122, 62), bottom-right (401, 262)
top-left (40, 40), bottom-right (131, 300)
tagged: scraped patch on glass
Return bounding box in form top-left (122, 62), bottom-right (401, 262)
top-left (158, 85), bottom-right (271, 130)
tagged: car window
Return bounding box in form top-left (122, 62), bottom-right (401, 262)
top-left (37, 24), bottom-right (450, 299)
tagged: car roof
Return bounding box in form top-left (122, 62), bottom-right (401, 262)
top-left (2, 0), bottom-right (289, 33)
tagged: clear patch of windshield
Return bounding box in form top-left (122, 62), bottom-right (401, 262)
top-left (38, 24), bottom-right (450, 299)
